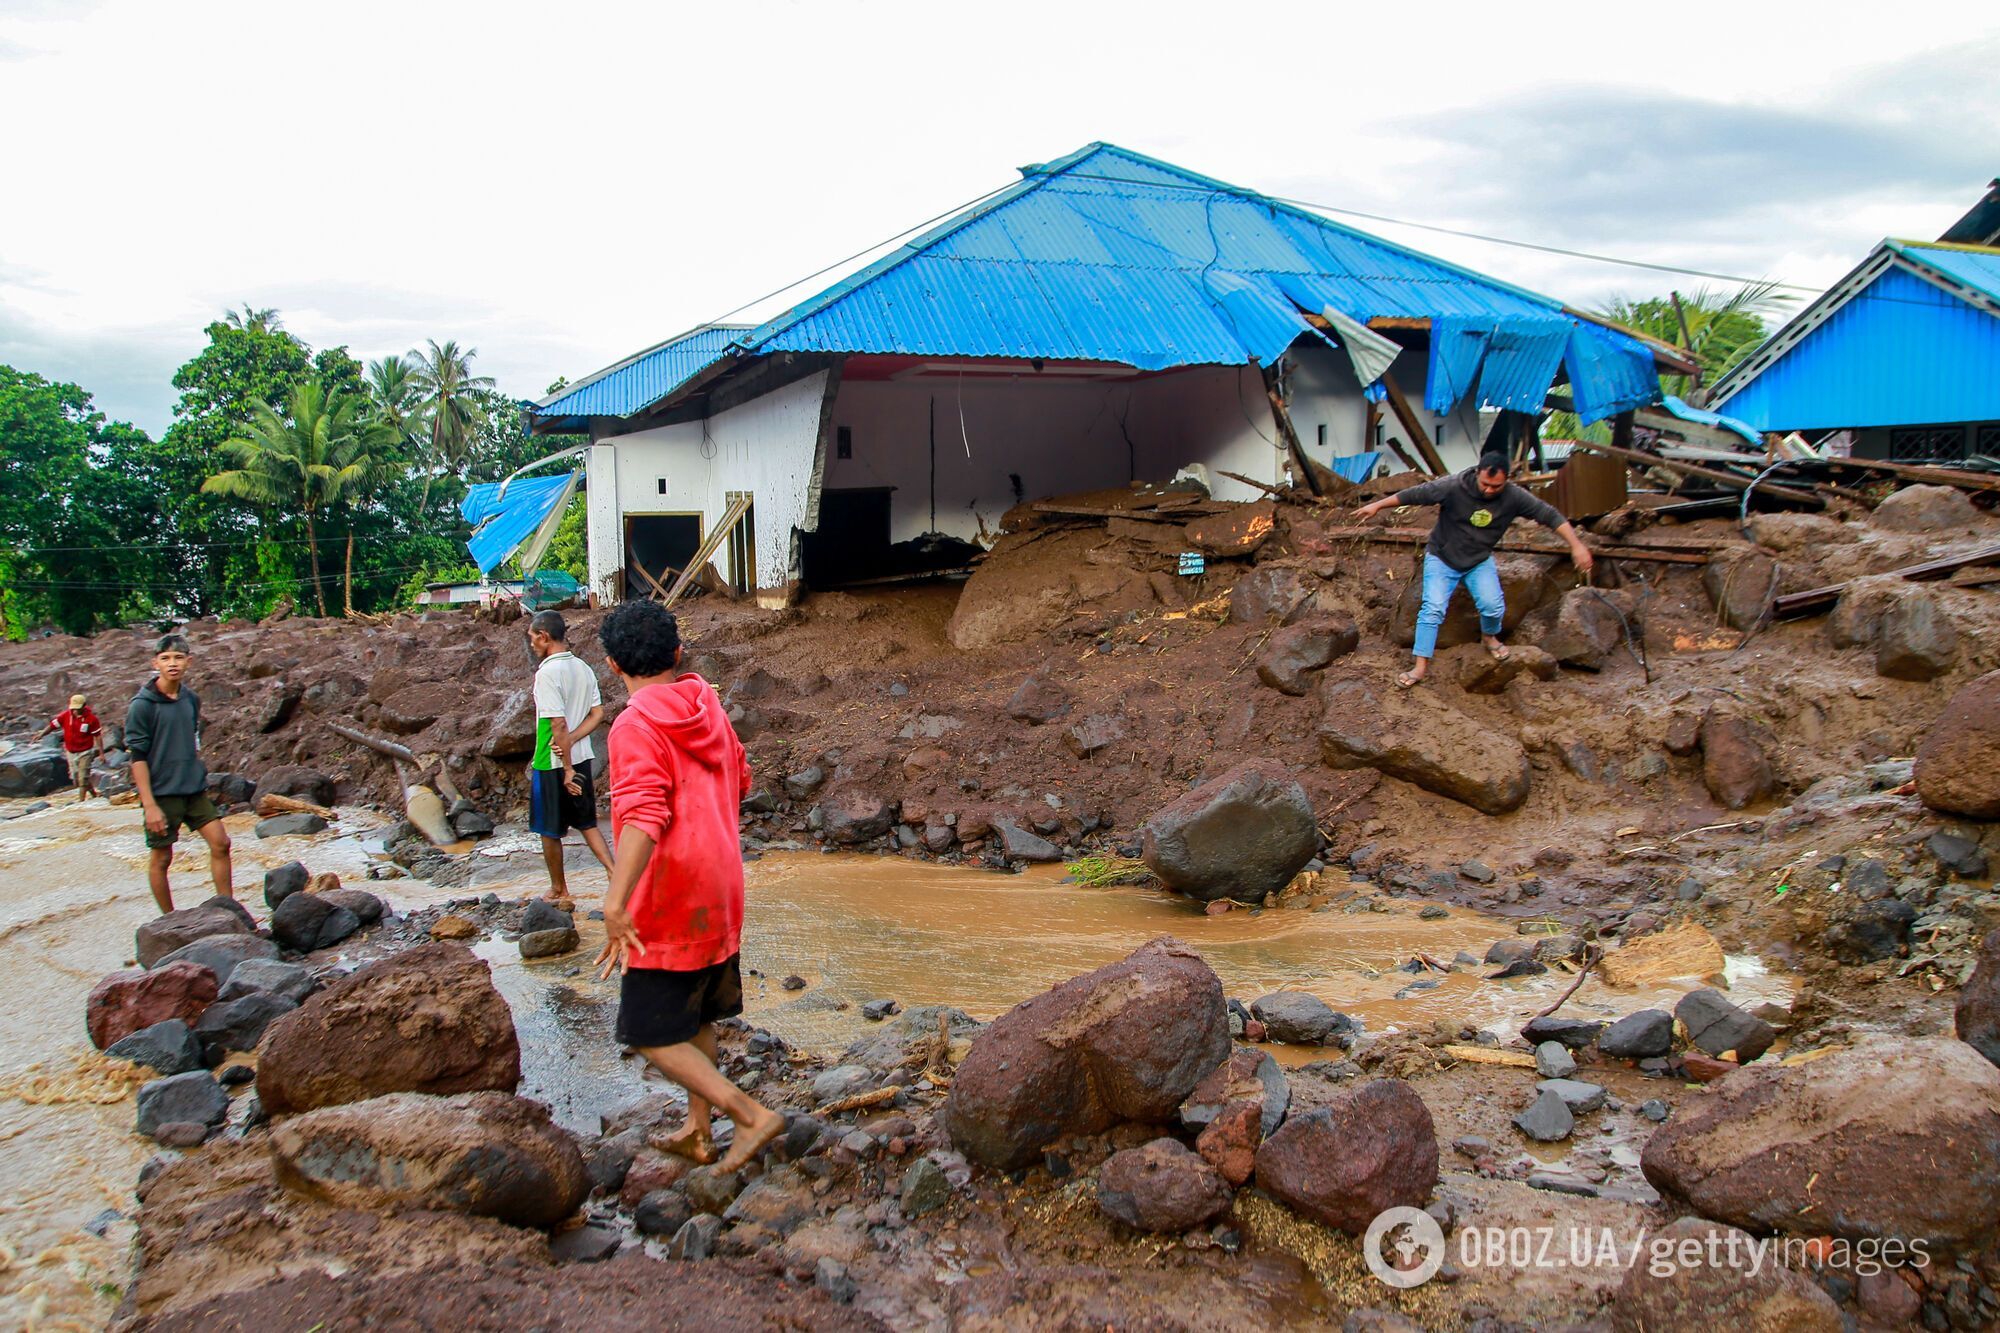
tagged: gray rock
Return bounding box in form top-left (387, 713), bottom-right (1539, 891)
top-left (860, 999), bottom-right (899, 1022)
top-left (1140, 761), bottom-right (1320, 903)
top-left (900, 1155), bottom-right (951, 1218)
top-left (1674, 989), bottom-right (1775, 1061)
top-left (634, 1188), bottom-right (693, 1237)
top-left (811, 1065), bottom-right (875, 1103)
top-left (1250, 992), bottom-right (1353, 1046)
top-left (549, 1224), bottom-right (621, 1263)
top-left (1534, 1042), bottom-right (1576, 1078)
top-left (992, 820), bottom-right (1062, 862)
top-left (106, 1019), bottom-right (203, 1075)
top-left (194, 990), bottom-right (297, 1057)
top-left (154, 933), bottom-right (281, 986)
top-left (135, 1070), bottom-right (229, 1137)
top-left (783, 766), bottom-right (825, 801)
top-left (1876, 589), bottom-right (1958, 681)
top-left (520, 898), bottom-right (574, 935)
top-left (1483, 938), bottom-right (1535, 965)
top-left (1513, 1087), bottom-right (1575, 1142)
top-left (1675, 877), bottom-right (1704, 902)
top-left (1520, 1016), bottom-right (1603, 1050)
top-left (268, 891), bottom-right (361, 952)
top-left (254, 812), bottom-right (329, 838)
top-left (519, 927), bottom-right (580, 959)
top-left (1929, 832), bottom-right (1989, 879)
top-left (1846, 858), bottom-right (1893, 899)
top-left (319, 888), bottom-right (384, 924)
top-left (451, 810), bottom-right (496, 839)
top-left (217, 958), bottom-right (317, 1005)
top-left (1639, 1099), bottom-right (1670, 1122)
top-left (154, 1120), bottom-right (211, 1149)
top-left (1459, 860), bottom-right (1496, 884)
top-left (1536, 1078), bottom-right (1608, 1113)
top-left (1824, 899), bottom-right (1916, 965)
top-left (682, 1166), bottom-right (744, 1217)
top-left (1599, 1010), bottom-right (1675, 1060)
top-left (263, 860), bottom-right (310, 909)
top-left (669, 1214), bottom-right (723, 1260)
top-left (815, 1257), bottom-right (858, 1305)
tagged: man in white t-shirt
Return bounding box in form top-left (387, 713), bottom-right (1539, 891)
top-left (527, 610), bottom-right (615, 904)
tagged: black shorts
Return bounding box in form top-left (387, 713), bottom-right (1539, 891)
top-left (528, 759), bottom-right (598, 839)
top-left (616, 955), bottom-right (743, 1048)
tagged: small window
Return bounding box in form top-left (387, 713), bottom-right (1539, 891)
top-left (836, 426), bottom-right (853, 460)
top-left (656, 477), bottom-right (668, 495)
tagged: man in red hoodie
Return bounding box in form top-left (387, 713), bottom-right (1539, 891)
top-left (593, 600), bottom-right (783, 1172)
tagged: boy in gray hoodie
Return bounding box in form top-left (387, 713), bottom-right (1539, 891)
top-left (126, 634), bottom-right (234, 913)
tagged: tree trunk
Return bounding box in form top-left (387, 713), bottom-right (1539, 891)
top-left (343, 529), bottom-right (355, 617)
top-left (305, 511), bottom-right (326, 617)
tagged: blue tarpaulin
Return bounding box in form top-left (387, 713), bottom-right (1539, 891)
top-left (1327, 452), bottom-right (1383, 485)
top-left (1656, 395), bottom-right (1764, 448)
top-left (462, 472), bottom-right (580, 575)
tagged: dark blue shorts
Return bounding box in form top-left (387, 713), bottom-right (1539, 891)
top-left (529, 759), bottom-right (598, 839)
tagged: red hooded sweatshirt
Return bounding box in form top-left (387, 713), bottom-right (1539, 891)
top-left (606, 674), bottom-right (752, 970)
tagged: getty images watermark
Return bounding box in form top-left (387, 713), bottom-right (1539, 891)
top-left (1362, 1207), bottom-right (1931, 1290)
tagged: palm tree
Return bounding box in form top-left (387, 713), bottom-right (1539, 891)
top-left (224, 304), bottom-right (284, 333)
top-left (201, 383), bottom-right (393, 616)
top-left (1594, 282), bottom-right (1792, 403)
top-left (408, 339), bottom-right (495, 512)
top-left (365, 354), bottom-right (421, 444)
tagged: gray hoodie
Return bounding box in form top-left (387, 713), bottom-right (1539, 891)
top-left (125, 679), bottom-right (207, 797)
top-left (1396, 468), bottom-right (1566, 571)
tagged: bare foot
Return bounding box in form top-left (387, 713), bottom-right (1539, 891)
top-left (713, 1105), bottom-right (784, 1173)
top-left (651, 1120), bottom-right (717, 1164)
top-left (541, 893), bottom-right (577, 911)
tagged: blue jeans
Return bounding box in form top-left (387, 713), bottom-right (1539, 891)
top-left (1414, 553), bottom-right (1504, 659)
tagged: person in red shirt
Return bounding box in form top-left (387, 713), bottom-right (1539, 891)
top-left (42, 693), bottom-right (104, 800)
top-left (593, 601), bottom-right (782, 1172)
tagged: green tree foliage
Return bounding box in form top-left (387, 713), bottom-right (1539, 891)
top-left (0, 366), bottom-right (160, 635)
top-left (201, 383), bottom-right (396, 616)
top-left (409, 339), bottom-right (496, 513)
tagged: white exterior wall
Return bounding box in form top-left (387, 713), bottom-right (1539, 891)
top-left (588, 370), bottom-right (830, 598)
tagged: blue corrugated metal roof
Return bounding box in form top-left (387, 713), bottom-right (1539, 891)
top-left (463, 471), bottom-right (579, 574)
top-left (1892, 240), bottom-right (2000, 304)
top-left (546, 144), bottom-right (1664, 425)
top-left (1714, 258), bottom-right (2000, 431)
top-left (535, 325), bottom-right (749, 419)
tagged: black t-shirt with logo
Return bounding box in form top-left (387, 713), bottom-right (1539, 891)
top-left (1396, 469), bottom-right (1566, 571)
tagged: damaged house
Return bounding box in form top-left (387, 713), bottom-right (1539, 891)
top-left (1711, 181), bottom-right (2000, 465)
top-left (525, 143), bottom-right (1694, 605)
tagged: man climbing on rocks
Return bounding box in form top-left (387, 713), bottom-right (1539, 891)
top-left (42, 692), bottom-right (103, 801)
top-left (1354, 452), bottom-right (1593, 687)
top-left (592, 600), bottom-right (783, 1173)
top-left (127, 634), bottom-right (233, 913)
top-left (528, 610), bottom-right (613, 907)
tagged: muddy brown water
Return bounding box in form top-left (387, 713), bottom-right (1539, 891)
top-left (0, 799), bottom-right (1789, 1326)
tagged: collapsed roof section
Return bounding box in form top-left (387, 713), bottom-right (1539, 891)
top-left (462, 471), bottom-right (580, 575)
top-left (534, 143), bottom-right (1692, 435)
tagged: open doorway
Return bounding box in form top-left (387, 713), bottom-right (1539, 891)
top-left (801, 487), bottom-right (894, 585)
top-left (623, 513), bottom-right (702, 600)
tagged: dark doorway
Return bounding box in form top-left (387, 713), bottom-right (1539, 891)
top-left (801, 487), bottom-right (894, 585)
top-left (624, 513), bottom-right (702, 599)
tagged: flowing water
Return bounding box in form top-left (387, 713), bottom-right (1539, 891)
top-left (0, 799), bottom-right (1790, 1326)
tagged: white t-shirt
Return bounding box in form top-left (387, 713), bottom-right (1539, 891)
top-left (533, 651), bottom-right (603, 768)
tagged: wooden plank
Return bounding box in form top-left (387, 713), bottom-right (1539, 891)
top-left (1772, 542), bottom-right (2000, 620)
top-left (1316, 524), bottom-right (1711, 565)
top-left (1262, 365), bottom-right (1323, 498)
top-left (633, 561), bottom-right (676, 602)
top-left (1218, 469), bottom-right (1293, 500)
top-left (1031, 502), bottom-right (1220, 523)
top-left (1573, 439), bottom-right (1824, 507)
top-left (661, 493), bottom-right (753, 610)
top-left (1819, 456), bottom-right (2000, 495)
top-left (1380, 372), bottom-right (1449, 476)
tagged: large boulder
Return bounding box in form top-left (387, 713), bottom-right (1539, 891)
top-left (1249, 992), bottom-right (1353, 1046)
top-left (1536, 584), bottom-right (1647, 670)
top-left (1229, 566), bottom-right (1318, 624)
top-left (269, 891), bottom-right (362, 953)
top-left (0, 747), bottom-right (68, 798)
top-left (194, 991), bottom-right (298, 1058)
top-left (1956, 929), bottom-right (2000, 1069)
top-left (1610, 1217), bottom-right (1842, 1333)
top-left (944, 938), bottom-right (1231, 1170)
top-left (1826, 573), bottom-right (1906, 649)
top-left (1698, 710), bottom-right (1774, 809)
top-left (219, 958), bottom-right (319, 1006)
top-left (481, 689), bottom-right (539, 758)
top-left (1140, 762), bottom-right (1320, 904)
top-left (820, 790), bottom-right (896, 845)
top-left (1701, 549), bottom-right (1779, 632)
top-left (105, 1019), bottom-right (204, 1076)
top-left (1180, 1047), bottom-right (1290, 1139)
top-left (86, 961), bottom-right (218, 1050)
top-left (1872, 483), bottom-right (1982, 532)
top-left (1254, 1079), bottom-right (1438, 1234)
top-left (1875, 586), bottom-right (1958, 681)
top-left (1915, 669), bottom-right (2000, 819)
top-left (135, 1070), bottom-right (229, 1139)
top-left (1641, 1036), bottom-right (2000, 1247)
top-left (1391, 554), bottom-right (1558, 649)
top-left (268, 1091), bottom-right (588, 1229)
top-left (1096, 1138), bottom-right (1233, 1233)
top-left (252, 765), bottom-right (337, 809)
top-left (1317, 674), bottom-right (1531, 815)
top-left (154, 933), bottom-right (281, 986)
top-left (1255, 617), bottom-right (1359, 695)
top-left (256, 942), bottom-right (521, 1115)
top-left (1674, 989), bottom-right (1775, 1061)
top-left (134, 898), bottom-right (252, 968)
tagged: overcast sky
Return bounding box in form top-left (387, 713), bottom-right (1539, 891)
top-left (2, 0), bottom-right (1994, 435)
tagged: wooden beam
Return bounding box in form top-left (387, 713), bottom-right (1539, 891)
top-left (1262, 365), bottom-right (1323, 497)
top-left (1820, 456), bottom-right (2000, 495)
top-left (661, 492), bottom-right (754, 610)
top-left (1573, 438), bottom-right (1824, 508)
top-left (1366, 317), bottom-right (1430, 331)
top-left (1772, 542), bottom-right (2000, 620)
top-left (1380, 372), bottom-right (1449, 476)
top-left (1316, 524), bottom-right (1713, 565)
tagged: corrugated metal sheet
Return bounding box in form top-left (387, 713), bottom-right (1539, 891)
top-left (1894, 240), bottom-right (2000, 304)
top-left (548, 144), bottom-right (1660, 425)
top-left (1715, 262), bottom-right (2000, 431)
top-left (1656, 395), bottom-right (1763, 447)
top-left (535, 325), bottom-right (748, 419)
top-left (462, 471), bottom-right (579, 574)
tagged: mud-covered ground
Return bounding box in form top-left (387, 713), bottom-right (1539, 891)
top-left (2, 481), bottom-right (1997, 1329)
